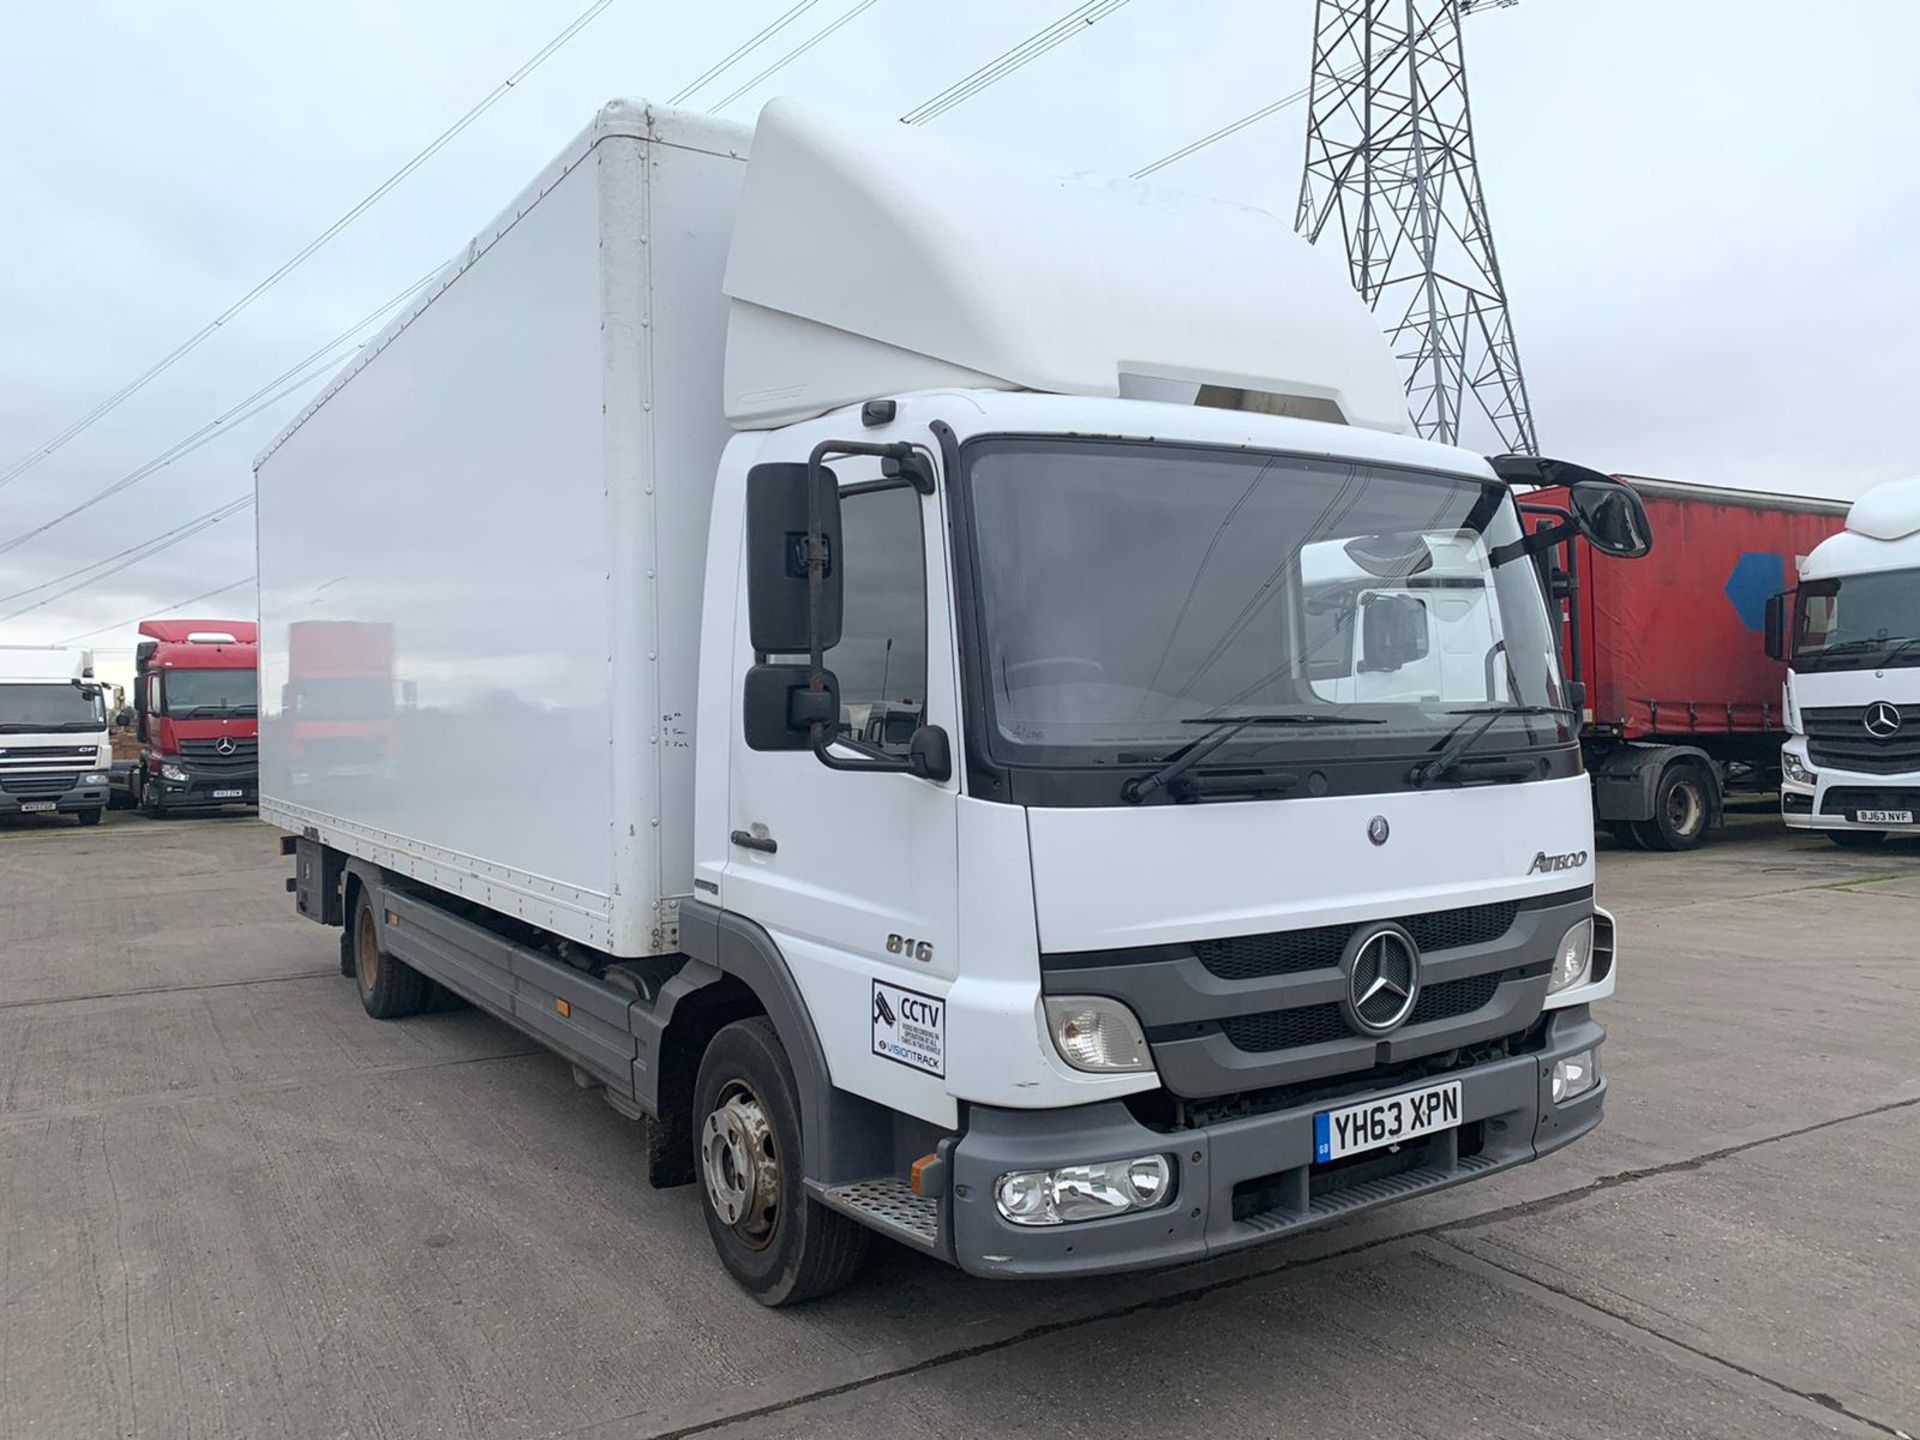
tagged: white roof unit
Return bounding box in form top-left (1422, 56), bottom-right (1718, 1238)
top-left (722, 97), bottom-right (1412, 435)
top-left (1845, 474), bottom-right (1920, 541)
top-left (0, 645), bottom-right (92, 682)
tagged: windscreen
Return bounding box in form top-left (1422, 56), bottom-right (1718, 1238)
top-left (1793, 568), bottom-right (1920, 671)
top-left (0, 682), bottom-right (106, 732)
top-left (164, 668), bottom-right (258, 715)
top-left (963, 439), bottom-right (1566, 766)
top-left (289, 676), bottom-right (393, 721)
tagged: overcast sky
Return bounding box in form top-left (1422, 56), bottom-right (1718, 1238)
top-left (2, 0), bottom-right (1916, 683)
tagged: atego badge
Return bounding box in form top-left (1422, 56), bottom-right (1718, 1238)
top-left (872, 980), bottom-right (945, 1077)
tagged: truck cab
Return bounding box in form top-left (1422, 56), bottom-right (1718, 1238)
top-left (0, 646), bottom-right (110, 825)
top-left (132, 620), bottom-right (260, 816)
top-left (1770, 476), bottom-right (1920, 844)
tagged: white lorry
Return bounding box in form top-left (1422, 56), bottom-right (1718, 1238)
top-left (0, 646), bottom-right (111, 826)
top-left (1769, 475), bottom-right (1920, 844)
top-left (256, 98), bottom-right (1649, 1304)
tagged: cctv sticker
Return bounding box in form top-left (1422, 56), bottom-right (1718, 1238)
top-left (872, 980), bottom-right (945, 1078)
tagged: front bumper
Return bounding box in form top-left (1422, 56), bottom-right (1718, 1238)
top-left (947, 1007), bottom-right (1604, 1277)
top-left (0, 777), bottom-right (110, 816)
top-left (1780, 770), bottom-right (1920, 832)
top-left (151, 764), bottom-right (258, 809)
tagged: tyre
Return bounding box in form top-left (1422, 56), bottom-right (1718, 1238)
top-left (1605, 821), bottom-right (1643, 850)
top-left (1827, 830), bottom-right (1888, 849)
top-left (692, 1017), bottom-right (870, 1306)
top-left (1634, 763), bottom-right (1713, 851)
top-left (350, 887), bottom-right (429, 1019)
top-left (77, 807), bottom-right (102, 827)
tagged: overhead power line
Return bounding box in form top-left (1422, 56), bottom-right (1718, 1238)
top-left (60, 575), bottom-right (256, 646)
top-left (0, 493), bottom-right (251, 619)
top-left (902, 0), bottom-right (1131, 126)
top-left (0, 0), bottom-right (614, 494)
top-left (0, 272), bottom-right (434, 559)
top-left (670, 1), bottom-right (825, 105)
top-left (710, 0), bottom-right (886, 113)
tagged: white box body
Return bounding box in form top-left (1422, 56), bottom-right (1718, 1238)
top-left (256, 105), bottom-right (750, 955)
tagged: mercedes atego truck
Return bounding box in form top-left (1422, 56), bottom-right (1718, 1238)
top-left (0, 646), bottom-right (110, 825)
top-left (1768, 475), bottom-right (1920, 844)
top-left (131, 619), bottom-right (260, 815)
top-left (257, 98), bottom-right (1650, 1305)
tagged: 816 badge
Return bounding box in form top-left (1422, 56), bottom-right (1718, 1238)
top-left (872, 979), bottom-right (945, 1077)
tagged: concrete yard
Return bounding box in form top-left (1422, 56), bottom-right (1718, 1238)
top-left (1, 808), bottom-right (1914, 1440)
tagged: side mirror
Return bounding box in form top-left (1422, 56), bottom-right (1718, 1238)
top-left (1359, 593), bottom-right (1429, 673)
top-left (746, 461), bottom-right (842, 654)
top-left (907, 725), bottom-right (952, 782)
top-left (1565, 679), bottom-right (1588, 713)
top-left (1567, 479), bottom-right (1652, 558)
top-left (744, 664), bottom-right (839, 752)
top-left (1764, 592), bottom-right (1788, 662)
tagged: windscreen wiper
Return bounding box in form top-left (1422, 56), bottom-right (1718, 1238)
top-left (1123, 712), bottom-right (1384, 805)
top-left (1409, 704), bottom-right (1575, 788)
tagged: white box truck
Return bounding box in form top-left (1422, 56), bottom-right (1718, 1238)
top-left (0, 646), bottom-right (111, 826)
top-left (1768, 475), bottom-right (1920, 842)
top-left (257, 98), bottom-right (1649, 1304)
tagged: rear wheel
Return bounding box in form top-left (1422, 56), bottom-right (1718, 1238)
top-left (350, 887), bottom-right (429, 1019)
top-left (1827, 830), bottom-right (1888, 849)
top-left (692, 1018), bottom-right (869, 1306)
top-left (1634, 763), bottom-right (1713, 851)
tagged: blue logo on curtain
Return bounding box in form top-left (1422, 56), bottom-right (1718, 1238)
top-left (1724, 551), bottom-right (1785, 632)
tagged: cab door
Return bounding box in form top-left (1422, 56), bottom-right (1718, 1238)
top-left (720, 434), bottom-right (961, 1126)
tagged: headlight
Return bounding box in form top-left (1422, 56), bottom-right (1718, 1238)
top-left (1551, 1049), bottom-right (1599, 1103)
top-left (1549, 919), bottom-right (1593, 994)
top-left (994, 1155), bottom-right (1174, 1226)
top-left (80, 773), bottom-right (107, 786)
top-left (1781, 750), bottom-right (1815, 786)
top-left (1042, 996), bottom-right (1152, 1073)
top-left (160, 763), bottom-right (189, 783)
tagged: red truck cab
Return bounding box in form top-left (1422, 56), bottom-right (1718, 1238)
top-left (283, 620), bottom-right (399, 786)
top-left (132, 619), bottom-right (260, 816)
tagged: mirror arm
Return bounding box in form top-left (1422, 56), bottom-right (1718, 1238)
top-left (811, 735), bottom-right (912, 774)
top-left (1489, 519), bottom-right (1574, 568)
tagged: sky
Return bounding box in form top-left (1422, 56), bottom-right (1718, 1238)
top-left (2, 0), bottom-right (1916, 689)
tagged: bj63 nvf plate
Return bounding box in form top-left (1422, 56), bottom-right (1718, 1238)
top-left (1314, 1079), bottom-right (1462, 1163)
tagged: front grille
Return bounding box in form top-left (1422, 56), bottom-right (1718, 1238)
top-left (179, 737), bottom-right (258, 772)
top-left (1804, 706), bottom-right (1920, 775)
top-left (1819, 786), bottom-right (1920, 816)
top-left (1221, 973), bottom-right (1503, 1053)
top-left (0, 745), bottom-right (95, 760)
top-left (1, 773), bottom-right (78, 796)
top-left (1195, 901), bottom-right (1519, 982)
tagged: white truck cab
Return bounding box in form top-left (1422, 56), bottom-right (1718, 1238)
top-left (0, 646), bottom-right (111, 826)
top-left (1771, 476), bottom-right (1920, 844)
top-left (259, 98), bottom-right (1648, 1303)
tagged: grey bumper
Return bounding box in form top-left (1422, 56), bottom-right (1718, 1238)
top-left (947, 1008), bottom-right (1604, 1278)
top-left (0, 779), bottom-right (109, 816)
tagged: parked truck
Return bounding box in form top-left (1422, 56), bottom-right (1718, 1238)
top-left (1523, 476), bottom-right (1848, 849)
top-left (131, 619), bottom-right (260, 816)
top-left (0, 645), bottom-right (110, 825)
top-left (257, 98), bottom-right (1648, 1304)
top-left (1766, 475), bottom-right (1920, 845)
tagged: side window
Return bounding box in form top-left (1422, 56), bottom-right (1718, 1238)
top-left (829, 483), bottom-right (927, 755)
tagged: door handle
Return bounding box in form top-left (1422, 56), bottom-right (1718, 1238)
top-left (730, 829), bottom-right (777, 854)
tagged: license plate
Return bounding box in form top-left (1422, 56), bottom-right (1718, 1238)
top-left (211, 789), bottom-right (244, 799)
top-left (1315, 1080), bottom-right (1462, 1163)
top-left (1855, 809), bottom-right (1911, 824)
top-left (20, 800), bottom-right (56, 813)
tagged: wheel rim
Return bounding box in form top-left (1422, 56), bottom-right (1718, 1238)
top-left (700, 1080), bottom-right (780, 1248)
top-left (1667, 780), bottom-right (1704, 838)
top-left (355, 906), bottom-right (379, 990)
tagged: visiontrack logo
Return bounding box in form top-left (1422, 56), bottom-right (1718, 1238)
top-left (1527, 849), bottom-right (1589, 874)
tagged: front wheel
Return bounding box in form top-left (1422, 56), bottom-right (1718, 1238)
top-left (1827, 830), bottom-right (1888, 849)
top-left (693, 1018), bottom-right (869, 1306)
top-left (1634, 763), bottom-right (1713, 851)
top-left (77, 807), bottom-right (102, 827)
